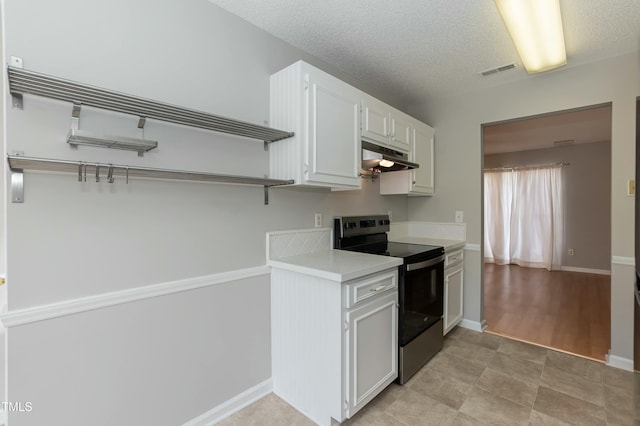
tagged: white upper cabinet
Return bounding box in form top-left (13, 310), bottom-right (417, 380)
top-left (361, 95), bottom-right (411, 153)
top-left (390, 112), bottom-right (412, 152)
top-left (361, 96), bottom-right (390, 145)
top-left (409, 120), bottom-right (435, 195)
top-left (270, 61), bottom-right (361, 190)
top-left (380, 118), bottom-right (435, 196)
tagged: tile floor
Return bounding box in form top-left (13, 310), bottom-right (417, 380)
top-left (219, 327), bottom-right (638, 425)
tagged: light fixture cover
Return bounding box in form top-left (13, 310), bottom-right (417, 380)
top-left (495, 0), bottom-right (567, 73)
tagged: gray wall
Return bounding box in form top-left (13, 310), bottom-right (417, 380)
top-left (407, 51), bottom-right (638, 364)
top-left (2, 0), bottom-right (409, 424)
top-left (484, 141), bottom-right (612, 271)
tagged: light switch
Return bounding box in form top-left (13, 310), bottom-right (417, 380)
top-left (628, 179), bottom-right (635, 196)
top-left (455, 211), bottom-right (464, 223)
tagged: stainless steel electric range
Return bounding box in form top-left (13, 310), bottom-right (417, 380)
top-left (334, 214), bottom-right (445, 384)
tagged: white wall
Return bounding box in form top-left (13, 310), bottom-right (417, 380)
top-left (1, 0), bottom-right (409, 424)
top-left (408, 52), bottom-right (639, 363)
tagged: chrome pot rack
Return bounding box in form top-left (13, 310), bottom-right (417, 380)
top-left (6, 63), bottom-right (297, 205)
top-left (8, 155), bottom-right (294, 205)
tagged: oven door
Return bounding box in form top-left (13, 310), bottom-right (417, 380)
top-left (399, 254), bottom-right (445, 346)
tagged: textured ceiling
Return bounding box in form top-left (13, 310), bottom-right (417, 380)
top-left (207, 0), bottom-right (640, 105)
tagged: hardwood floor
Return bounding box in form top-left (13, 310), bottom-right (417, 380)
top-left (484, 264), bottom-right (611, 361)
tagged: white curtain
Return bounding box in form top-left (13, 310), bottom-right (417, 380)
top-left (484, 166), bottom-right (564, 271)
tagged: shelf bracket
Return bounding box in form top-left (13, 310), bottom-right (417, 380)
top-left (10, 151), bottom-right (25, 203)
top-left (11, 93), bottom-right (23, 110)
top-left (68, 103), bottom-right (82, 150)
top-left (11, 168), bottom-right (24, 203)
top-left (137, 117), bottom-right (146, 157)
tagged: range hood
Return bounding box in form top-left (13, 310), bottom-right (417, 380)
top-left (362, 141), bottom-right (419, 172)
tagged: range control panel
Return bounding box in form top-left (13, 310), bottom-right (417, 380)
top-left (334, 215), bottom-right (391, 238)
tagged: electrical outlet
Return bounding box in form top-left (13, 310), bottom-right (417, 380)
top-left (314, 213), bottom-right (322, 228)
top-left (455, 211), bottom-right (464, 223)
top-left (387, 210), bottom-right (393, 221)
top-left (568, 248), bottom-right (574, 256)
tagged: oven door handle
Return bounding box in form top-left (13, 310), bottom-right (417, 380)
top-left (406, 254), bottom-right (445, 271)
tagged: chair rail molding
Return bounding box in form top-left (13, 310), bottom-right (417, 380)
top-left (1, 266), bottom-right (270, 327)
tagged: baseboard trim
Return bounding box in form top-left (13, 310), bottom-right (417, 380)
top-left (605, 353), bottom-right (634, 372)
top-left (457, 319), bottom-right (486, 332)
top-left (183, 379), bottom-right (273, 426)
top-left (611, 256), bottom-right (634, 267)
top-left (1, 266), bottom-right (270, 328)
top-left (560, 266), bottom-right (611, 275)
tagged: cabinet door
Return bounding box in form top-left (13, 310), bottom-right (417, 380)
top-left (389, 112), bottom-right (412, 153)
top-left (444, 266), bottom-right (464, 335)
top-left (306, 68), bottom-right (361, 188)
top-left (345, 292), bottom-right (398, 418)
top-left (361, 96), bottom-right (390, 146)
top-left (410, 121), bottom-right (434, 195)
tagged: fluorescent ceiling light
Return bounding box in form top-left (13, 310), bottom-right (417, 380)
top-left (495, 0), bottom-right (567, 73)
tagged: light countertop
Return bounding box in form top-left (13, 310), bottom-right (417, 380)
top-left (268, 249), bottom-right (403, 282)
top-left (388, 236), bottom-right (465, 252)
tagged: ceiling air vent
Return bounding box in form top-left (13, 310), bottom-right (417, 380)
top-left (479, 63), bottom-right (517, 76)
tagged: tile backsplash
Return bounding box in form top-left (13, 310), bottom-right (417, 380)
top-left (266, 228), bottom-right (332, 260)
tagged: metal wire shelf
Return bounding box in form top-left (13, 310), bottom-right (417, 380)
top-left (8, 66), bottom-right (294, 143)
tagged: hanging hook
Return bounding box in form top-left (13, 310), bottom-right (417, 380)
top-left (107, 165), bottom-right (114, 183)
top-left (78, 163), bottom-right (83, 182)
top-left (95, 164), bottom-right (100, 183)
top-left (126, 167), bottom-right (129, 184)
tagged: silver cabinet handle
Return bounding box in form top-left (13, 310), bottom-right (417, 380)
top-left (370, 285), bottom-right (387, 292)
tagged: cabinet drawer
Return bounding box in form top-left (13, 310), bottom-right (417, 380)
top-left (346, 270), bottom-right (398, 309)
top-left (445, 248), bottom-right (464, 268)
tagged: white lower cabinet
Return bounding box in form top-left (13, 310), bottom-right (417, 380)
top-left (271, 267), bottom-right (398, 425)
top-left (346, 291), bottom-right (398, 416)
top-left (443, 248), bottom-right (464, 335)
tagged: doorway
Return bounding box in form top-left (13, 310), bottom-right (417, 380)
top-left (481, 104), bottom-right (612, 361)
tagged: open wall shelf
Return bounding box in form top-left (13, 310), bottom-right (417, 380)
top-left (8, 155), bottom-right (294, 205)
top-left (8, 66), bottom-right (294, 143)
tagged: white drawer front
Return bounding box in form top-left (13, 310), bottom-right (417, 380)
top-left (445, 249), bottom-right (464, 268)
top-left (346, 270), bottom-right (398, 309)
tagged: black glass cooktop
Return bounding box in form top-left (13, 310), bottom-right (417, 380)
top-left (343, 241), bottom-right (443, 263)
